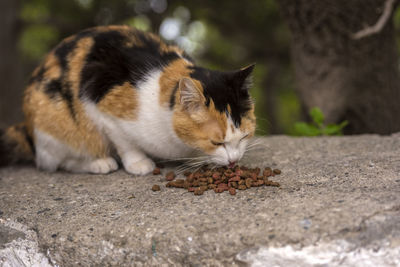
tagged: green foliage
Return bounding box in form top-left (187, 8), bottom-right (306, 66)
top-left (294, 107), bottom-right (348, 136)
top-left (19, 24), bottom-right (59, 60)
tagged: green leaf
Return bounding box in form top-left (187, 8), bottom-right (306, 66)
top-left (322, 125), bottom-right (342, 135)
top-left (338, 120), bottom-right (349, 129)
top-left (294, 122), bottom-right (321, 136)
top-left (309, 107), bottom-right (324, 126)
top-left (323, 120), bottom-right (348, 135)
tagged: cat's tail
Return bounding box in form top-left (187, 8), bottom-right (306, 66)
top-left (0, 123), bottom-right (35, 167)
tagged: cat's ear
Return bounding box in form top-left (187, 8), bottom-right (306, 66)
top-left (233, 63), bottom-right (255, 91)
top-left (179, 77), bottom-right (206, 113)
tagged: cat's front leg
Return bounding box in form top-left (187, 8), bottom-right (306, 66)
top-left (119, 149), bottom-right (155, 175)
top-left (121, 150), bottom-right (155, 175)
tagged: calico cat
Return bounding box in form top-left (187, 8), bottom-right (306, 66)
top-left (0, 25), bottom-right (256, 175)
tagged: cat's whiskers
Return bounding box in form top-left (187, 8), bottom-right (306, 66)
top-left (175, 157), bottom-right (210, 175)
top-left (157, 155), bottom-right (209, 163)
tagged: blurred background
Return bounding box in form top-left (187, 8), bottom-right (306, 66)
top-left (1, 0), bottom-right (400, 135)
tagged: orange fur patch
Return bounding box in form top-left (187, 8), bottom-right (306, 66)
top-left (159, 59), bottom-right (193, 107)
top-left (173, 112), bottom-right (217, 153)
top-left (25, 84), bottom-right (109, 158)
top-left (172, 97), bottom-right (228, 154)
top-left (240, 107), bottom-right (256, 137)
top-left (67, 37), bottom-right (95, 95)
top-left (98, 82), bottom-right (138, 120)
top-left (43, 53), bottom-right (62, 80)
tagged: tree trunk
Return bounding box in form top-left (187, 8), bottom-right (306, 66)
top-left (0, 0), bottom-right (23, 128)
top-left (279, 0), bottom-right (400, 134)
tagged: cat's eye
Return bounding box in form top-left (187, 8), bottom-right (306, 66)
top-left (211, 140), bottom-right (225, 146)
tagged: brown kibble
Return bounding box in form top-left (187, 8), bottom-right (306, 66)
top-left (166, 171), bottom-right (175, 181)
top-left (231, 181), bottom-right (238, 189)
top-left (214, 188), bottom-right (224, 193)
top-left (264, 180), bottom-right (280, 187)
top-left (235, 169), bottom-right (243, 177)
top-left (203, 171), bottom-right (212, 177)
top-left (151, 185), bottom-right (161, 191)
top-left (218, 183), bottom-right (229, 190)
top-left (245, 178), bottom-right (253, 188)
top-left (224, 169), bottom-right (234, 177)
top-left (164, 165), bottom-right (281, 194)
top-left (199, 182), bottom-right (208, 187)
top-left (193, 172), bottom-right (201, 178)
top-left (263, 167), bottom-right (272, 177)
top-left (194, 188), bottom-right (204, 195)
top-left (186, 174), bottom-right (194, 183)
top-left (183, 181), bottom-right (190, 189)
top-left (229, 188), bottom-right (236, 195)
top-left (273, 169), bottom-right (281, 175)
top-left (200, 185), bottom-right (208, 191)
top-left (270, 181), bottom-right (280, 187)
top-left (228, 176), bottom-right (240, 182)
top-left (212, 172), bottom-right (221, 179)
top-left (152, 167), bottom-right (161, 175)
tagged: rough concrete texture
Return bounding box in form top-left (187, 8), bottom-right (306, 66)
top-left (0, 135), bottom-right (399, 266)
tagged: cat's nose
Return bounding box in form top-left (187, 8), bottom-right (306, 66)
top-left (228, 161), bottom-right (236, 168)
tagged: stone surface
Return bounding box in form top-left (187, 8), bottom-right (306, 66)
top-left (0, 135), bottom-right (399, 266)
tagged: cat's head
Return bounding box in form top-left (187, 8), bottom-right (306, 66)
top-left (173, 64), bottom-right (256, 167)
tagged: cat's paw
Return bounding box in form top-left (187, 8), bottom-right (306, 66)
top-left (88, 157), bottom-right (118, 174)
top-left (124, 158), bottom-right (155, 175)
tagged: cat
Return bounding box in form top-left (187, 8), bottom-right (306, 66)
top-left (0, 25), bottom-right (256, 175)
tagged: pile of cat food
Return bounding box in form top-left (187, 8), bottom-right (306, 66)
top-left (151, 165), bottom-right (281, 196)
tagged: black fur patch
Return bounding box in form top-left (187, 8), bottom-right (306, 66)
top-left (190, 66), bottom-right (253, 126)
top-left (169, 83), bottom-right (179, 109)
top-left (80, 29), bottom-right (180, 102)
top-left (29, 65), bottom-right (46, 85)
top-left (50, 31), bottom-right (95, 120)
top-left (54, 39), bottom-right (78, 69)
top-left (0, 129), bottom-right (17, 166)
top-left (54, 29), bottom-right (94, 69)
top-left (182, 51), bottom-right (194, 63)
top-left (45, 79), bottom-right (76, 120)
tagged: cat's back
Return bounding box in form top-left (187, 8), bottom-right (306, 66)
top-left (27, 25), bottom-right (188, 101)
top-left (23, 25), bottom-right (191, 156)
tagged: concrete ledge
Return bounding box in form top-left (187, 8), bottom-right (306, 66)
top-left (1, 135), bottom-right (399, 266)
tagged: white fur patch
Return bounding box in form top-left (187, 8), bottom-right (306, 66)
top-left (83, 69), bottom-right (196, 174)
top-left (34, 129), bottom-right (73, 171)
top-left (209, 116), bottom-right (249, 165)
top-left (34, 129), bottom-right (117, 173)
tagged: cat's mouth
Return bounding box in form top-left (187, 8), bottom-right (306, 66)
top-left (228, 162), bottom-right (236, 168)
